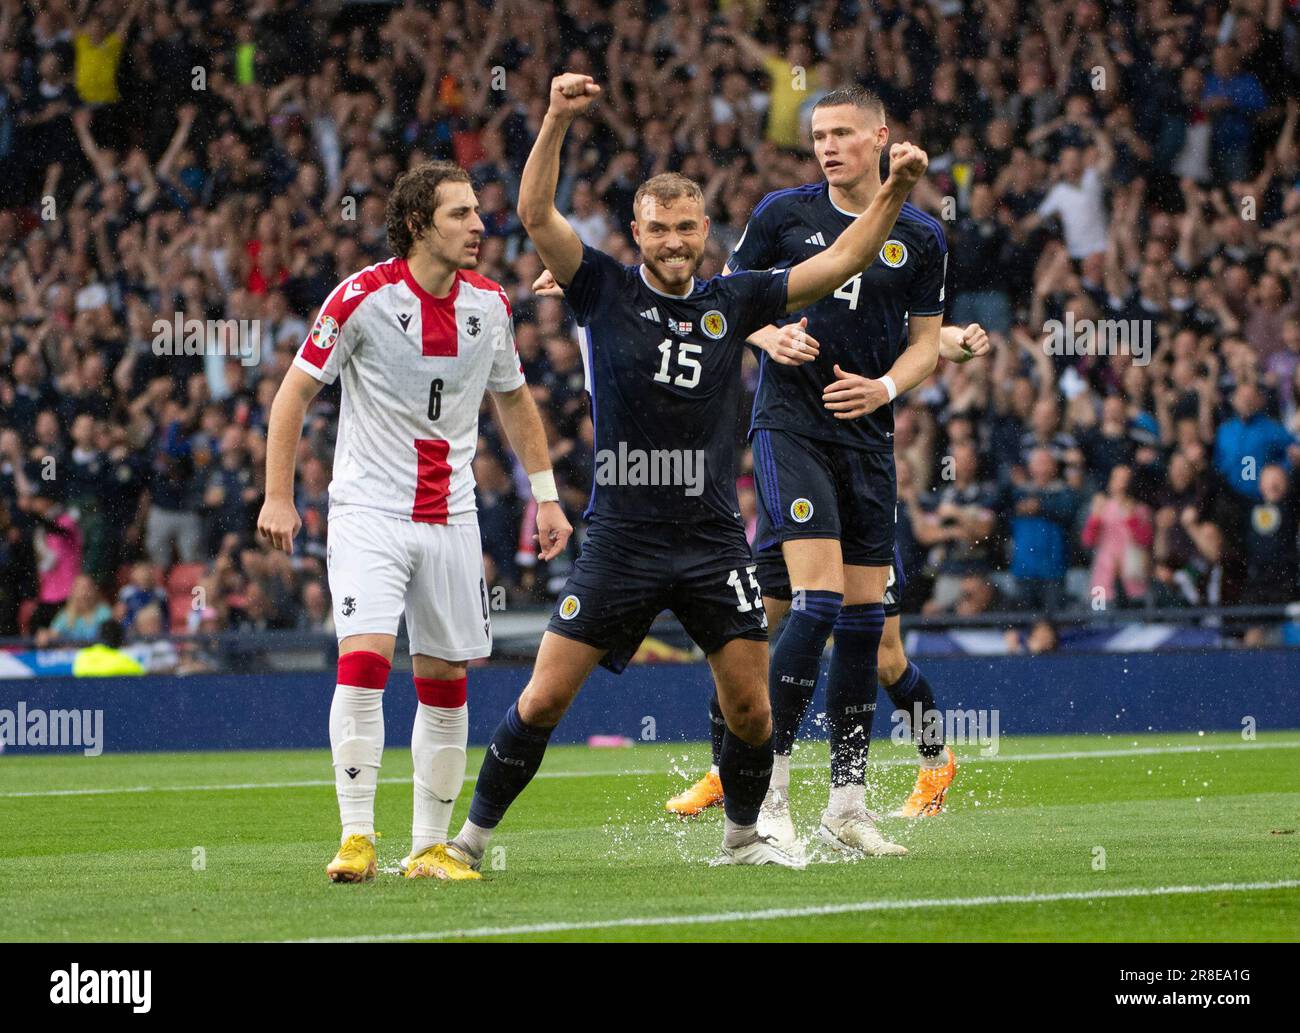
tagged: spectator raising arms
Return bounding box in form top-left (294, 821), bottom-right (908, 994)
top-left (0, 0), bottom-right (1298, 645)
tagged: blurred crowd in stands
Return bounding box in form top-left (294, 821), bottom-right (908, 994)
top-left (1, 0), bottom-right (1299, 652)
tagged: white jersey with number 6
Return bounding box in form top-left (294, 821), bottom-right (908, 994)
top-left (294, 257), bottom-right (525, 524)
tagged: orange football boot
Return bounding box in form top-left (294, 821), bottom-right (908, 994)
top-left (665, 771), bottom-right (724, 817)
top-left (895, 747), bottom-right (956, 817)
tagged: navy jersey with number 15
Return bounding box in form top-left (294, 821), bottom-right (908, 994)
top-left (562, 244), bottom-right (790, 526)
top-left (730, 184), bottom-right (947, 453)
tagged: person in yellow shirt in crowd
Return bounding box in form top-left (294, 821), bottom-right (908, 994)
top-left (722, 27), bottom-right (821, 150)
top-left (73, 0), bottom-right (141, 107)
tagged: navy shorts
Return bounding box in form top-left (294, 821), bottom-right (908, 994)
top-left (753, 539), bottom-right (904, 618)
top-left (548, 517), bottom-right (768, 674)
top-left (751, 428), bottom-right (897, 567)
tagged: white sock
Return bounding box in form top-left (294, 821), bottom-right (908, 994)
top-left (411, 701), bottom-right (468, 855)
top-left (453, 819), bottom-right (492, 860)
top-left (771, 753), bottom-right (791, 792)
top-left (724, 817), bottom-right (758, 848)
top-left (330, 685), bottom-right (385, 840)
top-left (708, 763), bottom-right (719, 776)
top-left (828, 783), bottom-right (863, 817)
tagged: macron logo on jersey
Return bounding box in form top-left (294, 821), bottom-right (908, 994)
top-left (343, 281), bottom-right (367, 302)
top-left (805, 232), bottom-right (827, 247)
top-left (640, 307), bottom-right (660, 323)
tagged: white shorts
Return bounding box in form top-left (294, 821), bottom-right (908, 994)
top-left (327, 511), bottom-right (491, 660)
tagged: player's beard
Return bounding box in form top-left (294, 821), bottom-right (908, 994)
top-left (645, 249), bottom-right (700, 293)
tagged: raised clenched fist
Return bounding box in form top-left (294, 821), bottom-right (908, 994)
top-left (886, 142), bottom-right (929, 188)
top-left (548, 73), bottom-right (601, 120)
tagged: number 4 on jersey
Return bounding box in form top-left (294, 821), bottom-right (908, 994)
top-left (834, 273), bottom-right (861, 311)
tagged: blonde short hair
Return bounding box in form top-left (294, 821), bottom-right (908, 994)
top-left (632, 173), bottom-right (704, 221)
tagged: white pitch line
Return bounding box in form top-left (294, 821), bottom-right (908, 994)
top-left (289, 879), bottom-right (1300, 943)
top-left (2, 738), bottom-right (1297, 800)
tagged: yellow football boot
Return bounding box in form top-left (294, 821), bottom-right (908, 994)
top-left (665, 770), bottom-right (724, 817)
top-left (895, 747), bottom-right (957, 817)
top-left (327, 833), bottom-right (377, 883)
top-left (403, 843), bottom-right (482, 881)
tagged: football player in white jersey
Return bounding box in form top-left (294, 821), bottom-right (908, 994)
top-left (258, 161), bottom-right (572, 883)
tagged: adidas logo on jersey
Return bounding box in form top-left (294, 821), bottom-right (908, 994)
top-left (640, 307), bottom-right (660, 322)
top-left (805, 232), bottom-right (827, 247)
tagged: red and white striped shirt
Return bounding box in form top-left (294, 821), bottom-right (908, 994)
top-left (294, 257), bottom-right (525, 525)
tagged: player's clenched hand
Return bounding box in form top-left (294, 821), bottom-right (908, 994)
top-left (953, 323), bottom-right (990, 363)
top-left (257, 497), bottom-right (301, 554)
top-left (535, 500), bottom-right (573, 561)
top-left (548, 73), bottom-right (601, 120)
top-left (885, 142), bottom-right (928, 189)
top-left (822, 364), bottom-right (891, 420)
top-left (532, 269), bottom-right (565, 298)
top-left (766, 318), bottom-right (821, 366)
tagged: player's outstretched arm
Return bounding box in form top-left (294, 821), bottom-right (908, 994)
top-left (784, 142), bottom-right (929, 313)
top-left (719, 259), bottom-right (821, 366)
top-left (257, 366), bottom-right (322, 553)
top-left (535, 266), bottom-right (822, 362)
top-left (939, 323), bottom-right (991, 363)
top-left (490, 384), bottom-right (574, 561)
top-left (517, 73), bottom-right (601, 287)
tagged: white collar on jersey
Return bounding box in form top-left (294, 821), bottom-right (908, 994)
top-left (638, 264), bottom-right (694, 299)
top-left (827, 191), bottom-right (866, 218)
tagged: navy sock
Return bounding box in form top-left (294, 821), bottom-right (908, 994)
top-left (882, 661), bottom-right (944, 758)
top-left (708, 692), bottom-right (725, 769)
top-left (826, 603), bottom-right (885, 786)
top-left (466, 704), bottom-right (553, 830)
top-left (769, 590), bottom-right (842, 755)
top-left (719, 730), bottom-right (774, 826)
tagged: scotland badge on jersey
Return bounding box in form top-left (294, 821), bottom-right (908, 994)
top-left (880, 239), bottom-right (908, 267)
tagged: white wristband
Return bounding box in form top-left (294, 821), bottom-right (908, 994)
top-left (878, 375), bottom-right (898, 402)
top-left (528, 469), bottom-right (559, 503)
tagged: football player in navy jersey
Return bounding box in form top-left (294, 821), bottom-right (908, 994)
top-left (446, 74), bottom-right (928, 871)
top-left (665, 327), bottom-right (989, 836)
top-left (719, 85), bottom-right (963, 857)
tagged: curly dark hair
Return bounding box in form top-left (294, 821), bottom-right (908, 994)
top-left (385, 161), bottom-right (473, 258)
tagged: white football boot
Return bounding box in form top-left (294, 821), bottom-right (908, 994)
top-left (756, 787), bottom-right (801, 855)
top-left (713, 833), bottom-right (807, 868)
top-left (817, 809), bottom-right (908, 857)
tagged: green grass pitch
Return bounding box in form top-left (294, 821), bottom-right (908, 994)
top-left (1, 730), bottom-right (1297, 942)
